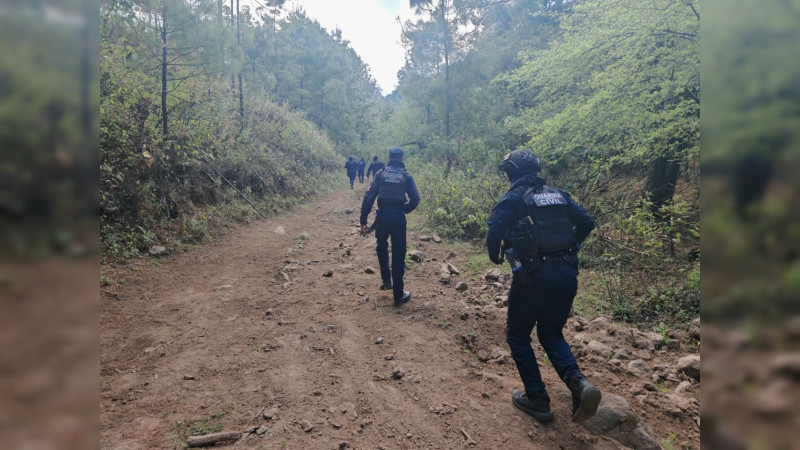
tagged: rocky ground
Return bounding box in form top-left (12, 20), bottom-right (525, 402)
top-left (100, 185), bottom-right (700, 449)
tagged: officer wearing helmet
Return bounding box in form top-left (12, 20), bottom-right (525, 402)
top-left (360, 147), bottom-right (420, 306)
top-left (366, 155), bottom-right (385, 180)
top-left (486, 149), bottom-right (600, 424)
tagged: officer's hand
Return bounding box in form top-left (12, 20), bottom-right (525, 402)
top-left (360, 224), bottom-right (369, 235)
top-left (489, 254), bottom-right (504, 265)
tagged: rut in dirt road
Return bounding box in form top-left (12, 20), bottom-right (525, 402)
top-left (101, 186), bottom-right (700, 450)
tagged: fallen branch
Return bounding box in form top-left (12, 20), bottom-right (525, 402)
top-left (186, 431), bottom-right (242, 447)
top-left (208, 168), bottom-right (269, 220)
top-left (461, 427), bottom-right (476, 446)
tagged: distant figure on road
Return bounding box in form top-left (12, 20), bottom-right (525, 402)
top-left (366, 155), bottom-right (385, 180)
top-left (357, 157), bottom-right (366, 183)
top-left (486, 149), bottom-right (600, 424)
top-left (344, 155), bottom-right (358, 189)
top-left (360, 147), bottom-right (420, 307)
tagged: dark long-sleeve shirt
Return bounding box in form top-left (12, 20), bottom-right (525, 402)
top-left (485, 174), bottom-right (595, 262)
top-left (345, 160), bottom-right (358, 175)
top-left (360, 160), bottom-right (420, 225)
top-left (366, 161), bottom-right (385, 178)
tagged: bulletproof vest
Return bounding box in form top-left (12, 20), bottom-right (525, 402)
top-left (518, 185), bottom-right (576, 254)
top-left (378, 166), bottom-right (407, 203)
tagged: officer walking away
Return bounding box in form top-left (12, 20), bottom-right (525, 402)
top-left (366, 155), bottom-right (385, 180)
top-left (486, 149), bottom-right (600, 424)
top-left (360, 147), bottom-right (420, 307)
top-left (357, 157), bottom-right (366, 183)
top-left (344, 155), bottom-right (358, 189)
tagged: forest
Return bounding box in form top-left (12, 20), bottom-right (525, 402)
top-left (100, 0), bottom-right (699, 326)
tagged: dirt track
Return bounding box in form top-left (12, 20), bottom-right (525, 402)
top-left (100, 185), bottom-right (699, 449)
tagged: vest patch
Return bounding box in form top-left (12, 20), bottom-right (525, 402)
top-left (531, 192), bottom-right (566, 207)
top-left (382, 169), bottom-right (405, 184)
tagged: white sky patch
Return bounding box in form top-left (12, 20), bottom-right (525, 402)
top-left (284, 0), bottom-right (416, 95)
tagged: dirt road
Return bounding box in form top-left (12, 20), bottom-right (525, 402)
top-left (101, 186), bottom-right (699, 449)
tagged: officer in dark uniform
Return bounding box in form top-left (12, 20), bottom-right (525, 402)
top-left (344, 156), bottom-right (358, 189)
top-left (357, 157), bottom-right (366, 183)
top-left (486, 149), bottom-right (600, 424)
top-left (366, 155), bottom-right (385, 180)
top-left (360, 147), bottom-right (420, 306)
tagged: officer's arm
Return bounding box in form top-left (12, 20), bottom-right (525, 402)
top-left (360, 173), bottom-right (381, 225)
top-left (404, 174), bottom-right (421, 214)
top-left (367, 164), bottom-right (373, 177)
top-left (564, 192), bottom-right (596, 245)
top-left (486, 197), bottom-right (515, 264)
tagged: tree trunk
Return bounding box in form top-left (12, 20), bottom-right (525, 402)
top-left (440, 0), bottom-right (450, 140)
top-left (161, 2), bottom-right (168, 138)
top-left (236, 0), bottom-right (243, 120)
top-left (646, 155), bottom-right (679, 213)
top-left (230, 0), bottom-right (235, 94)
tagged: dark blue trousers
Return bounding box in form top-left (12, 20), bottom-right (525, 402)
top-left (374, 208), bottom-right (406, 300)
top-left (506, 260), bottom-right (582, 399)
top-left (358, 170), bottom-right (365, 183)
top-left (348, 172), bottom-right (356, 188)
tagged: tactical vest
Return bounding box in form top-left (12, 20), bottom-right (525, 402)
top-left (515, 185), bottom-right (576, 255)
top-left (378, 166), bottom-right (407, 203)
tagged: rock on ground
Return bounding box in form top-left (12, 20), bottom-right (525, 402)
top-left (676, 354), bottom-right (700, 380)
top-left (581, 393), bottom-right (660, 450)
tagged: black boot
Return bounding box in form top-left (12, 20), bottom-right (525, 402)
top-left (511, 390), bottom-right (554, 423)
top-left (394, 291), bottom-right (411, 307)
top-left (566, 376), bottom-right (601, 423)
top-left (379, 283), bottom-right (393, 291)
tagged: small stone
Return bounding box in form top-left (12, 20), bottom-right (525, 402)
top-left (183, 374), bottom-right (195, 380)
top-left (148, 245), bottom-right (167, 256)
top-left (446, 263), bottom-right (460, 275)
top-left (627, 359), bottom-right (653, 377)
top-left (263, 408), bottom-right (279, 420)
top-left (323, 270), bottom-right (333, 277)
top-left (409, 250), bottom-right (424, 262)
top-left (689, 317), bottom-right (700, 339)
top-left (419, 235), bottom-right (432, 242)
top-left (484, 269), bottom-right (502, 281)
top-left (392, 369), bottom-right (405, 379)
top-left (676, 354), bottom-right (700, 380)
top-left (256, 425), bottom-right (268, 435)
top-left (338, 442), bottom-right (349, 449)
top-left (364, 267), bottom-right (376, 274)
top-left (385, 355), bottom-right (394, 360)
top-left (274, 226), bottom-right (286, 235)
top-left (432, 234), bottom-right (442, 243)
top-left (300, 419), bottom-right (314, 432)
top-left (481, 392), bottom-right (490, 398)
top-left (328, 418), bottom-right (342, 429)
top-left (277, 272), bottom-right (291, 283)
top-left (589, 316), bottom-right (611, 330)
top-left (675, 381), bottom-right (693, 394)
top-left (214, 284), bottom-right (233, 291)
top-left (265, 308), bottom-right (273, 315)
top-left (476, 350), bottom-right (490, 362)
top-left (460, 312), bottom-right (469, 320)
top-left (375, 337), bottom-right (384, 344)
top-left (587, 340), bottom-right (613, 358)
top-left (455, 282), bottom-right (468, 292)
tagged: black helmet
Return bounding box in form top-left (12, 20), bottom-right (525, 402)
top-left (389, 147), bottom-right (404, 160)
top-left (498, 149), bottom-right (541, 180)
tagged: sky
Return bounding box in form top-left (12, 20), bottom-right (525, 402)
top-left (284, 0), bottom-right (417, 94)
